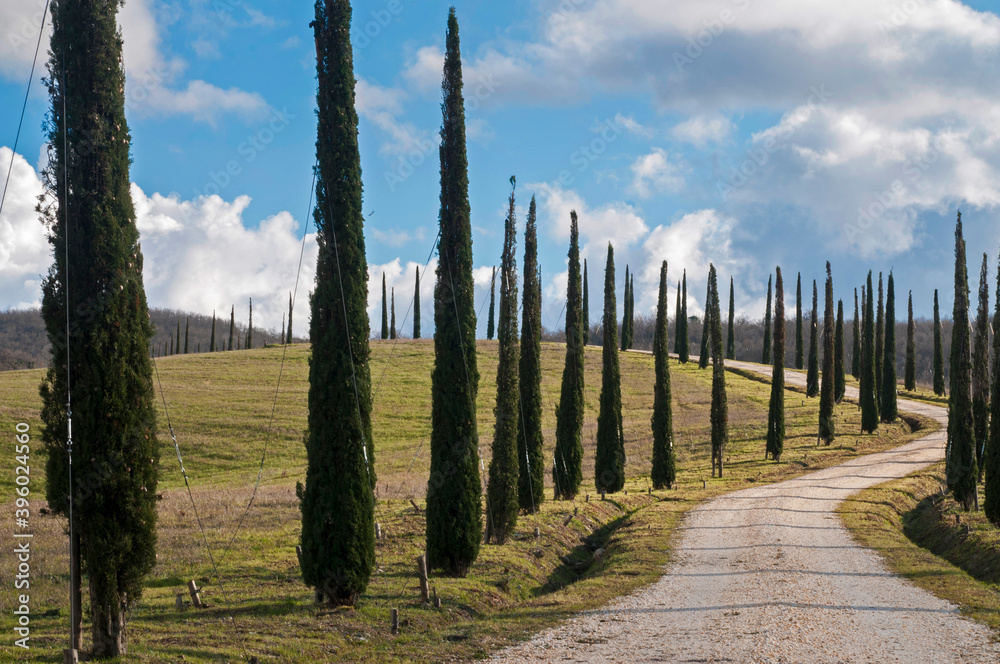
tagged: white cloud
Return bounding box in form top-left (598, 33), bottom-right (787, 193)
top-left (0, 149), bottom-right (49, 309)
top-left (628, 149), bottom-right (685, 198)
top-left (531, 182), bottom-right (649, 257)
top-left (371, 226), bottom-right (427, 248)
top-left (671, 114), bottom-right (734, 147)
top-left (356, 79), bottom-right (436, 157)
top-left (614, 113), bottom-right (655, 138)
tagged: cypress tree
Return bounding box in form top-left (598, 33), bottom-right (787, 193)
top-left (766, 267), bottom-right (785, 461)
top-left (806, 280), bottom-right (819, 397)
top-left (288, 292), bottom-right (294, 343)
top-left (861, 272), bottom-right (879, 433)
top-left (985, 248), bottom-right (1000, 524)
top-left (169, 335), bottom-right (174, 356)
top-left (517, 196), bottom-right (544, 512)
top-left (795, 273), bottom-right (804, 369)
top-left (679, 270), bottom-right (689, 362)
top-left (875, 273), bottom-right (884, 407)
top-left (210, 311), bottom-right (216, 352)
top-left (298, 0), bottom-right (375, 605)
top-left (486, 182), bottom-right (519, 544)
top-left (176, 320), bottom-right (181, 355)
top-left (819, 263), bottom-right (836, 442)
top-left (881, 272), bottom-right (898, 423)
top-left (852, 288), bottom-right (861, 379)
top-left (700, 276), bottom-right (712, 369)
top-left (426, 8), bottom-right (481, 574)
top-left (673, 281), bottom-right (681, 355)
top-left (621, 266), bottom-right (630, 351)
top-left (835, 299), bottom-right (846, 403)
top-left (390, 288), bottom-right (397, 339)
top-left (651, 260), bottom-right (676, 489)
top-left (413, 266), bottom-right (421, 339)
top-left (595, 244), bottom-right (625, 494)
top-left (247, 298), bottom-right (253, 349)
top-left (629, 273), bottom-right (635, 348)
top-left (229, 305), bottom-right (235, 351)
top-left (582, 259), bottom-right (590, 345)
top-left (934, 289), bottom-right (946, 396)
top-left (762, 275), bottom-right (772, 365)
top-left (905, 291), bottom-right (916, 391)
top-left (947, 212), bottom-right (978, 510)
top-left (553, 211), bottom-right (585, 499)
top-left (726, 277), bottom-right (736, 360)
top-left (38, 0), bottom-right (159, 653)
top-left (487, 266), bottom-right (497, 340)
top-left (709, 265), bottom-right (728, 477)
top-left (381, 273), bottom-right (389, 339)
top-left (282, 314), bottom-right (286, 346)
top-left (973, 253), bottom-right (990, 476)
top-left (184, 318), bottom-right (190, 354)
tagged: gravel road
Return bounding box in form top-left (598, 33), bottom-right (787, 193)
top-left (490, 359), bottom-right (1000, 663)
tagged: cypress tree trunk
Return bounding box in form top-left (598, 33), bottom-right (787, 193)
top-left (517, 196), bottom-right (544, 512)
top-left (973, 253), bottom-right (990, 477)
top-left (880, 272), bottom-right (898, 423)
top-left (852, 288), bottom-right (861, 379)
top-left (247, 298), bottom-right (253, 350)
top-left (934, 289), bottom-right (946, 396)
top-left (427, 7), bottom-right (482, 574)
top-left (210, 311), bottom-right (216, 352)
top-left (819, 263), bottom-right (836, 442)
top-left (299, 0), bottom-right (375, 606)
top-left (985, 251), bottom-right (1000, 524)
top-left (795, 273), bottom-right (804, 369)
top-left (553, 212), bottom-right (585, 499)
top-left (651, 260), bottom-right (677, 489)
top-left (806, 281), bottom-right (819, 397)
top-left (582, 259), bottom-right (590, 345)
top-left (679, 270), bottom-right (689, 363)
top-left (700, 277), bottom-right (712, 369)
top-left (905, 291), bottom-right (916, 391)
top-left (947, 213), bottom-right (978, 510)
top-left (229, 305), bottom-right (235, 351)
top-left (726, 277), bottom-right (735, 360)
top-left (835, 299), bottom-right (846, 403)
top-left (762, 275), bottom-right (772, 365)
top-left (39, 0), bottom-right (159, 654)
top-left (381, 273), bottom-right (389, 339)
top-left (875, 273), bottom-right (884, 408)
top-left (767, 267), bottom-right (785, 461)
top-left (673, 281), bottom-right (681, 355)
top-left (621, 266), bottom-right (630, 352)
top-left (709, 265), bottom-right (727, 477)
top-left (288, 292), bottom-right (294, 344)
top-left (595, 244), bottom-right (625, 494)
top-left (184, 318), bottom-right (190, 354)
top-left (487, 266), bottom-right (497, 340)
top-left (861, 272), bottom-right (879, 433)
top-left (486, 183), bottom-right (519, 544)
top-left (390, 288), bottom-right (397, 339)
top-left (413, 266), bottom-right (421, 339)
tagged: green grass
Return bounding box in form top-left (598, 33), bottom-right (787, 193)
top-left (838, 464), bottom-right (1000, 634)
top-left (0, 341), bottom-right (933, 662)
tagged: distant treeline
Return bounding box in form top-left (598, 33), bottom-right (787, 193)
top-left (0, 308), bottom-right (302, 370)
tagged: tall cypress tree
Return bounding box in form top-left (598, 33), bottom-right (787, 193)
top-left (553, 211), bottom-right (584, 499)
top-left (948, 212), bottom-right (978, 510)
top-left (726, 277), bottom-right (736, 360)
top-left (287, 292), bottom-right (294, 344)
top-left (487, 266), bottom-right (497, 340)
top-left (973, 253), bottom-right (990, 476)
top-left (679, 270), bottom-right (689, 362)
top-left (881, 272), bottom-right (898, 423)
top-left (169, 335), bottom-right (174, 356)
top-left (934, 289), bottom-right (946, 396)
top-left (852, 288), bottom-right (861, 379)
top-left (762, 275), bottom-right (772, 365)
top-left (298, 0), bottom-right (375, 606)
top-left (38, 0), bottom-right (159, 653)
top-left (651, 260), bottom-right (676, 489)
top-left (700, 276), bottom-right (712, 369)
top-left (413, 266), bottom-right (421, 339)
top-left (795, 273), bottom-right (804, 369)
top-left (596, 244), bottom-right (625, 494)
top-left (426, 7), bottom-right (481, 574)
top-left (184, 318), bottom-right (190, 354)
top-left (228, 305), bottom-right (235, 351)
top-left (582, 259), bottom-right (590, 345)
top-left (767, 268), bottom-right (785, 461)
top-left (621, 266), bottom-right (631, 352)
top-left (176, 320), bottom-right (181, 355)
top-left (628, 273), bottom-right (635, 348)
top-left (835, 299), bottom-right (846, 403)
top-left (861, 272), bottom-right (879, 433)
top-left (381, 273), bottom-right (389, 339)
top-left (709, 265), bottom-right (728, 477)
top-left (486, 182), bottom-right (519, 544)
top-left (905, 291), bottom-right (916, 391)
top-left (985, 248), bottom-right (1000, 524)
top-left (673, 281), bottom-right (681, 355)
top-left (390, 288), bottom-right (397, 339)
top-left (807, 280), bottom-right (819, 397)
top-left (247, 298), bottom-right (253, 349)
top-left (517, 196), bottom-right (544, 512)
top-left (819, 263), bottom-right (836, 442)
top-left (875, 273), bottom-right (884, 408)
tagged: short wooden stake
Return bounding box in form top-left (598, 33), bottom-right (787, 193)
top-left (563, 514), bottom-right (574, 526)
top-left (417, 555), bottom-right (430, 603)
top-left (249, 658), bottom-right (260, 664)
top-left (63, 649), bottom-right (78, 664)
top-left (375, 523), bottom-right (382, 540)
top-left (601, 492), bottom-right (605, 501)
top-left (187, 580), bottom-right (204, 608)
top-left (534, 527), bottom-right (540, 538)
top-left (702, 480), bottom-right (706, 489)
top-left (585, 494), bottom-right (589, 502)
top-left (295, 545), bottom-right (303, 570)
top-left (175, 593), bottom-right (185, 611)
top-left (432, 586), bottom-right (441, 608)
top-left (391, 608), bottom-right (399, 634)
top-left (573, 506), bottom-right (578, 516)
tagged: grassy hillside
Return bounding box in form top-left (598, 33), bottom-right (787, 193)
top-left (0, 340), bottom-right (933, 662)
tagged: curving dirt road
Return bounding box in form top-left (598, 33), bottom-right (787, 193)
top-left (491, 359), bottom-right (1000, 663)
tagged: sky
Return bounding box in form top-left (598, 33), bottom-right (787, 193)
top-left (2, 0), bottom-right (1000, 337)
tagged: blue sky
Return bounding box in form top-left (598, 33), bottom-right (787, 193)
top-left (2, 0), bottom-right (1000, 337)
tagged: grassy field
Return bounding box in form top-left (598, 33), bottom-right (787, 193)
top-left (838, 463), bottom-right (1000, 633)
top-left (0, 341), bottom-right (933, 662)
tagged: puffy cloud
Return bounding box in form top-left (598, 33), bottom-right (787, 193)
top-left (0, 148), bottom-right (49, 309)
top-left (628, 149), bottom-right (685, 198)
top-left (355, 79), bottom-right (436, 157)
top-left (671, 114), bottom-right (734, 147)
